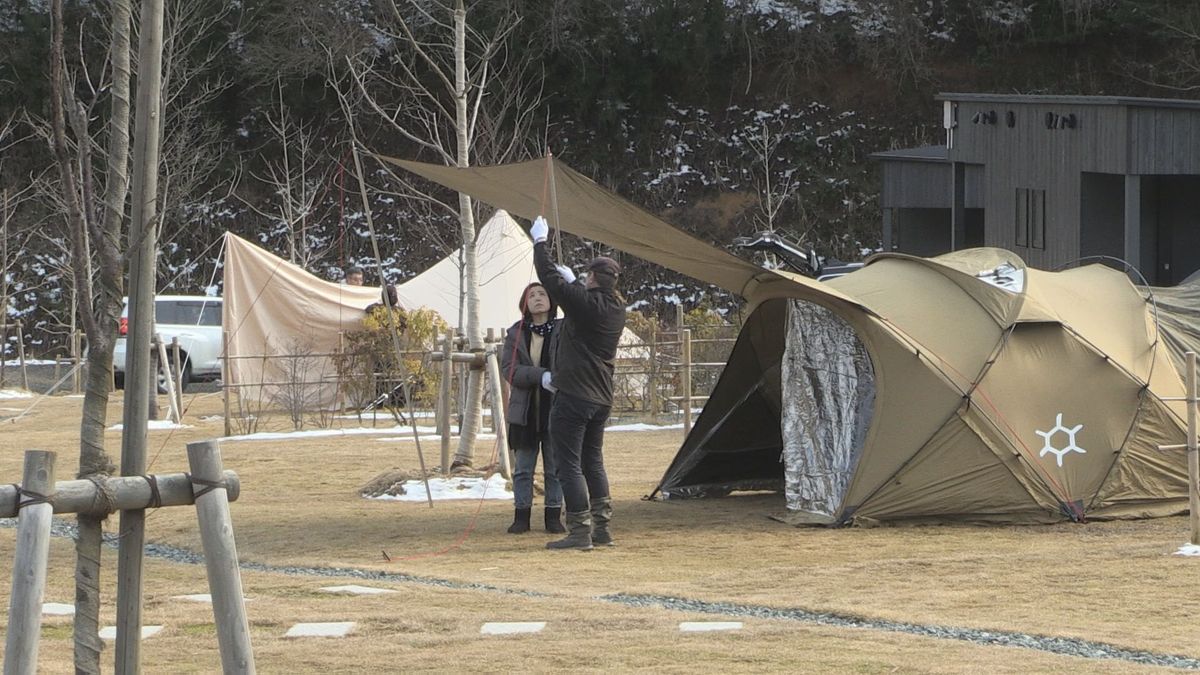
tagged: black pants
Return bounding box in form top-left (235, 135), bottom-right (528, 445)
top-left (549, 391), bottom-right (611, 512)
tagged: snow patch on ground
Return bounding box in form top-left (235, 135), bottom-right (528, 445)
top-left (1174, 544), bottom-right (1200, 557)
top-left (369, 474), bottom-right (512, 502)
top-left (606, 422), bottom-right (685, 432)
top-left (108, 420), bottom-right (192, 431)
top-left (0, 389), bottom-right (33, 399)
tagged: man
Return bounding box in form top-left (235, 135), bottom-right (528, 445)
top-left (344, 265), bottom-right (364, 286)
top-left (529, 215), bottom-right (626, 551)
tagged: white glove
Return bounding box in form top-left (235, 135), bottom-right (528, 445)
top-left (555, 264), bottom-right (576, 284)
top-left (530, 216), bottom-right (549, 243)
top-left (541, 371), bottom-right (557, 393)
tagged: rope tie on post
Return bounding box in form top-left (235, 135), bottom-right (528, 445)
top-left (143, 474), bottom-right (163, 509)
top-left (188, 474), bottom-right (228, 501)
top-left (15, 485), bottom-right (53, 510)
top-left (86, 474), bottom-right (117, 515)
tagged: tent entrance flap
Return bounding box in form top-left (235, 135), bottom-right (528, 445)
top-left (782, 300), bottom-right (875, 517)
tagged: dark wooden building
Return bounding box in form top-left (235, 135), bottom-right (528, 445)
top-left (873, 94), bottom-right (1200, 284)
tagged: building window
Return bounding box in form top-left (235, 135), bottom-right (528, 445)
top-left (1015, 188), bottom-right (1046, 250)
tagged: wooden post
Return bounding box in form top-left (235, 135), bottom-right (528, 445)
top-left (187, 440), bottom-right (256, 673)
top-left (0, 321), bottom-right (6, 387)
top-left (17, 320), bottom-right (28, 391)
top-left (484, 349), bottom-right (512, 480)
top-left (336, 331), bottom-right (346, 417)
top-left (0, 469), bottom-right (241, 518)
top-left (1188, 352), bottom-right (1200, 545)
top-left (485, 328), bottom-right (496, 433)
top-left (116, 0), bottom-right (167, 662)
top-left (681, 328), bottom-right (693, 436)
top-left (439, 329), bottom-right (453, 474)
top-left (648, 322), bottom-right (659, 417)
top-left (4, 450), bottom-right (56, 675)
top-left (222, 329), bottom-right (232, 437)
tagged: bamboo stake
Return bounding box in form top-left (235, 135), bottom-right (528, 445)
top-left (440, 329), bottom-right (453, 474)
top-left (3, 450), bottom-right (56, 675)
top-left (485, 348), bottom-right (512, 480)
top-left (682, 328), bottom-right (693, 436)
top-left (187, 440), bottom-right (256, 673)
top-left (155, 335), bottom-right (179, 424)
top-left (171, 337), bottom-right (183, 413)
top-left (71, 330), bottom-right (81, 394)
top-left (1188, 352), bottom-right (1199, 545)
top-left (17, 320), bottom-right (28, 391)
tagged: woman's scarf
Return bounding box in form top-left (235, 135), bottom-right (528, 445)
top-left (528, 319), bottom-right (554, 337)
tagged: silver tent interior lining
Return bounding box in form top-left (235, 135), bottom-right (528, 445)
top-left (781, 300), bottom-right (876, 515)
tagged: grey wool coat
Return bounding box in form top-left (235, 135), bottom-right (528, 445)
top-left (500, 318), bottom-right (560, 429)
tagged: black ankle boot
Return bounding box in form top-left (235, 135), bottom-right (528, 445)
top-left (507, 507), bottom-right (531, 534)
top-left (544, 506), bottom-right (566, 534)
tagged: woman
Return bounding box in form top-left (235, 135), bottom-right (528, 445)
top-left (500, 282), bottom-right (565, 534)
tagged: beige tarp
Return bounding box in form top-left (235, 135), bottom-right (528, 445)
top-left (387, 155), bottom-right (1193, 525)
top-left (223, 210), bottom-right (537, 408)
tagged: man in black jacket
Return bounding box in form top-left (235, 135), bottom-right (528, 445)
top-left (530, 215), bottom-right (626, 550)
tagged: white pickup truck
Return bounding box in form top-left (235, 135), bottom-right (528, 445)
top-left (113, 295), bottom-right (223, 391)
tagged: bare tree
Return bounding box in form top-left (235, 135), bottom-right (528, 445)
top-left (0, 114), bottom-right (39, 374)
top-left (344, 0), bottom-right (541, 466)
top-left (235, 78), bottom-right (337, 268)
top-left (47, 0), bottom-right (131, 669)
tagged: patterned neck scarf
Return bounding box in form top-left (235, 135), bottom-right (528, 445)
top-left (528, 320), bottom-right (554, 337)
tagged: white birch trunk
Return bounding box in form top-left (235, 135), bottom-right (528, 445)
top-left (453, 0), bottom-right (485, 465)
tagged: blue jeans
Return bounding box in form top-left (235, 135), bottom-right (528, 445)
top-left (549, 391), bottom-right (611, 513)
top-left (512, 436), bottom-right (562, 510)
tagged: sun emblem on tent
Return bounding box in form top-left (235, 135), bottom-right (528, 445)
top-left (1035, 413), bottom-right (1086, 467)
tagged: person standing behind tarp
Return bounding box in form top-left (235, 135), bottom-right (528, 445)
top-left (500, 282), bottom-right (566, 535)
top-left (344, 266), bottom-right (365, 286)
top-left (529, 215), bottom-right (626, 551)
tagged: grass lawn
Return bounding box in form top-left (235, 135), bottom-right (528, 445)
top-left (1, 392), bottom-right (1197, 672)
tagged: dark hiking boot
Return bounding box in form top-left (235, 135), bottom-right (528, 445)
top-left (590, 497), bottom-right (615, 546)
top-left (545, 510), bottom-right (593, 551)
top-left (544, 506), bottom-right (566, 534)
top-left (507, 507), bottom-right (531, 534)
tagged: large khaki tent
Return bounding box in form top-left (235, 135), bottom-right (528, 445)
top-left (223, 210), bottom-right (536, 408)
top-left (387, 155), bottom-right (1194, 525)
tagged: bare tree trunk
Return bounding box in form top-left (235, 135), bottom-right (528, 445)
top-left (453, 0), bottom-right (484, 466)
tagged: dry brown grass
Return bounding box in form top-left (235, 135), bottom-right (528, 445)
top-left (2, 392), bottom-right (1198, 672)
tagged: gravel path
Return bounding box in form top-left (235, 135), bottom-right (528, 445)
top-left (601, 593), bottom-right (1200, 670)
top-left (5, 517), bottom-right (1198, 669)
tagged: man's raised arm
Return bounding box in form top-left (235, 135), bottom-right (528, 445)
top-left (531, 216), bottom-right (589, 314)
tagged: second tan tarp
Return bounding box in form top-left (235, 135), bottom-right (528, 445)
top-left (222, 210), bottom-right (536, 410)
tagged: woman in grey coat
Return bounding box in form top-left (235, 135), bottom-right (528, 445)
top-left (500, 282), bottom-right (565, 534)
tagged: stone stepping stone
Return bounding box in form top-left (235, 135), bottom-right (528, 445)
top-left (285, 622), bottom-right (356, 638)
top-left (172, 593), bottom-right (254, 603)
top-left (99, 626), bottom-right (163, 640)
top-left (319, 585), bottom-right (397, 595)
top-left (480, 622), bottom-right (546, 635)
top-left (679, 621), bottom-right (743, 633)
top-left (42, 603), bottom-right (75, 616)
